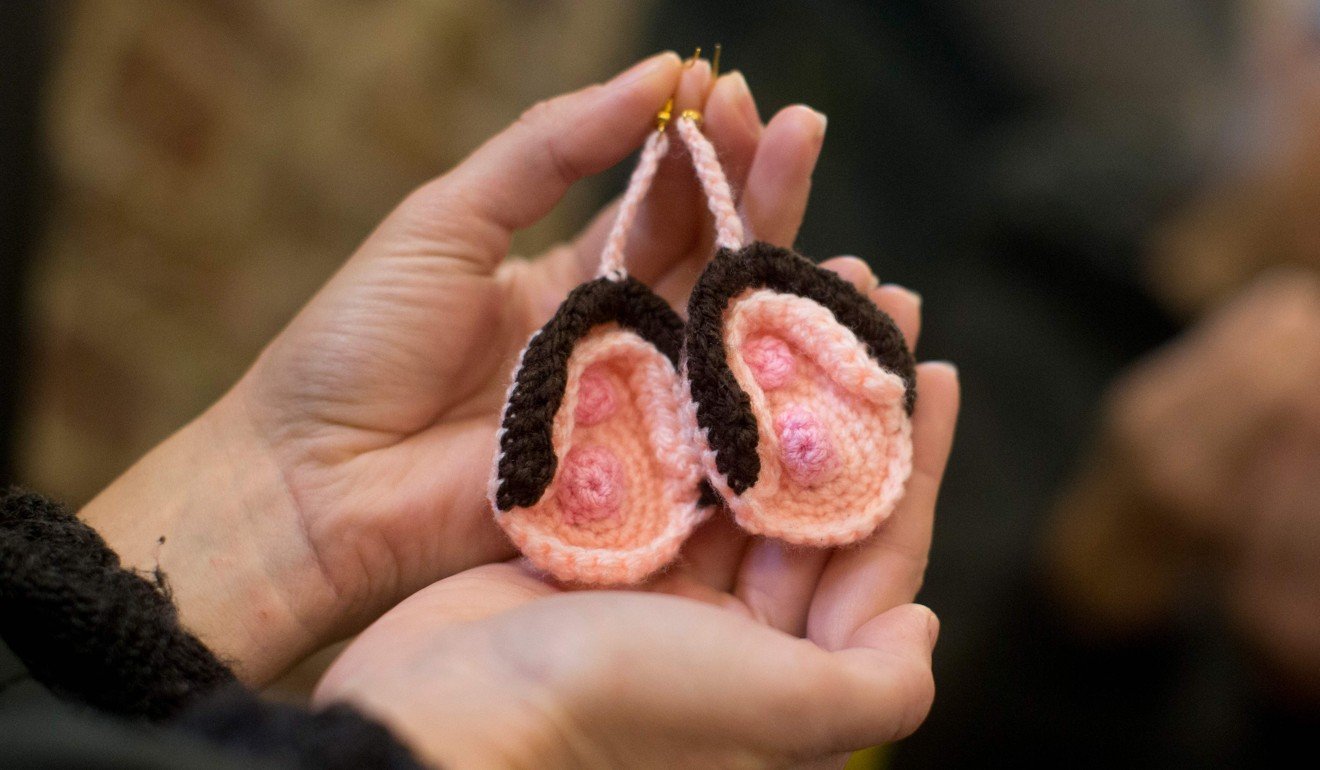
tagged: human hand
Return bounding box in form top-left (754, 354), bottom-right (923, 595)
top-left (1047, 270), bottom-right (1320, 696)
top-left (314, 310), bottom-right (960, 768)
top-left (80, 53), bottom-right (842, 683)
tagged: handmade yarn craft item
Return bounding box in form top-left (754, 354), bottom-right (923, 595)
top-left (681, 134), bottom-right (918, 548)
top-left (490, 101), bottom-right (721, 585)
top-left (492, 57), bottom-right (918, 582)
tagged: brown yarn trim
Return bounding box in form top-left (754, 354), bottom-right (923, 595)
top-left (685, 242), bottom-right (917, 494)
top-left (494, 277), bottom-right (685, 511)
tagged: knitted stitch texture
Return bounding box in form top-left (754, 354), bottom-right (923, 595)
top-left (489, 114), bottom-right (732, 585)
top-left (491, 276), bottom-right (707, 585)
top-left (685, 242), bottom-right (917, 545)
top-left (0, 488), bottom-right (426, 768)
top-left (0, 487), bottom-right (235, 720)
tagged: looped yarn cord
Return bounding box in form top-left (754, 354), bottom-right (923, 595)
top-left (597, 130), bottom-right (669, 280)
top-left (596, 116), bottom-right (745, 281)
top-left (674, 116), bottom-right (744, 251)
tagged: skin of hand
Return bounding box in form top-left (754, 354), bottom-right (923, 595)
top-left (77, 52), bottom-right (930, 685)
top-left (311, 309), bottom-right (959, 769)
top-left (1045, 269), bottom-right (1320, 697)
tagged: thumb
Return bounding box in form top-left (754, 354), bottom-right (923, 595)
top-left (383, 52), bottom-right (682, 270)
top-left (826, 604), bottom-right (939, 745)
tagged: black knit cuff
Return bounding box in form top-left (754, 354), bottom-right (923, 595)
top-left (176, 684), bottom-right (428, 770)
top-left (0, 487), bottom-right (235, 720)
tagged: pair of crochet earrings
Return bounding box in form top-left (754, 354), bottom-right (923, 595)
top-left (491, 63), bottom-right (917, 584)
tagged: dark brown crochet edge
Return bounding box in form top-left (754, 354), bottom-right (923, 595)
top-left (494, 276), bottom-right (685, 511)
top-left (685, 241), bottom-right (918, 495)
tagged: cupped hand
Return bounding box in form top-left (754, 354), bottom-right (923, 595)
top-left (82, 53), bottom-right (841, 682)
top-left (314, 312), bottom-right (961, 768)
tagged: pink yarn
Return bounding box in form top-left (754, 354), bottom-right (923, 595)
top-left (774, 405), bottom-right (840, 486)
top-left (596, 114), bottom-right (744, 281)
top-left (597, 131), bottom-right (669, 280)
top-left (492, 110), bottom-right (752, 584)
top-left (556, 443), bottom-right (625, 525)
top-left (743, 335), bottom-right (796, 390)
top-left (574, 364), bottom-right (617, 425)
top-left (674, 116), bottom-right (745, 250)
top-left (703, 290), bottom-right (915, 547)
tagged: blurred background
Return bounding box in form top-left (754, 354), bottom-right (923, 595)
top-left (2, 0), bottom-right (1317, 766)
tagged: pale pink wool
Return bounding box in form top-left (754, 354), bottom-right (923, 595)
top-left (699, 290), bottom-right (915, 546)
top-left (493, 328), bottom-right (708, 585)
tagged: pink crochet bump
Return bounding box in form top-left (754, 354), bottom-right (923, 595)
top-left (573, 364), bottom-right (617, 425)
top-left (743, 334), bottom-right (797, 390)
top-left (556, 443), bottom-right (625, 525)
top-left (704, 289), bottom-right (914, 546)
top-left (495, 327), bottom-right (708, 585)
top-left (774, 404), bottom-right (841, 486)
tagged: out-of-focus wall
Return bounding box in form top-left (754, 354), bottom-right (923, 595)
top-left (21, 0), bottom-right (650, 505)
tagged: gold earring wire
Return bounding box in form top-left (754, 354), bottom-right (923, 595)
top-left (658, 45), bottom-right (721, 131)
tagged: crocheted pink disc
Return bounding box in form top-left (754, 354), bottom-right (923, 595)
top-left (743, 334), bottom-right (797, 390)
top-left (494, 327), bottom-right (708, 585)
top-left (708, 290), bottom-right (914, 546)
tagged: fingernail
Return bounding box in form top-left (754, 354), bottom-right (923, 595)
top-left (841, 256), bottom-right (879, 289)
top-left (808, 107), bottom-right (828, 142)
top-left (927, 611), bottom-right (941, 649)
top-left (926, 360), bottom-right (959, 379)
top-left (881, 283), bottom-right (922, 308)
top-left (611, 51), bottom-right (679, 88)
top-left (726, 71), bottom-right (761, 132)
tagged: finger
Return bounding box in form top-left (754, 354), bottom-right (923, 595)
top-left (705, 71), bottom-right (763, 196)
top-left (817, 258), bottom-right (923, 350)
top-left (741, 105), bottom-right (827, 247)
top-left (829, 604), bottom-right (939, 743)
top-left (871, 284), bottom-right (922, 351)
top-left (616, 597), bottom-right (935, 757)
top-left (819, 256), bottom-right (877, 293)
top-left (734, 539), bottom-right (828, 635)
top-left (565, 59), bottom-right (718, 283)
top-left (807, 363), bottom-right (960, 651)
top-left (769, 604), bottom-right (935, 754)
top-left (386, 52), bottom-right (683, 269)
top-left (674, 511), bottom-right (749, 593)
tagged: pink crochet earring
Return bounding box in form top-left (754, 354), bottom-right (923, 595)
top-left (680, 118), bottom-right (917, 547)
top-left (489, 99), bottom-right (715, 585)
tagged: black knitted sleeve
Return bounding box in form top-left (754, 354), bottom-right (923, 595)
top-left (0, 487), bottom-right (428, 770)
top-left (0, 487), bottom-right (234, 719)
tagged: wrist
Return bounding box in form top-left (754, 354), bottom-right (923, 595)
top-left (315, 632), bottom-right (593, 770)
top-left (79, 392), bottom-right (339, 684)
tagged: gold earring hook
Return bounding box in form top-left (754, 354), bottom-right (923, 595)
top-left (657, 44), bottom-right (722, 131)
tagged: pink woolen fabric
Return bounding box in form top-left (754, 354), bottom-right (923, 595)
top-left (702, 289), bottom-right (914, 546)
top-left (494, 329), bottom-right (707, 584)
